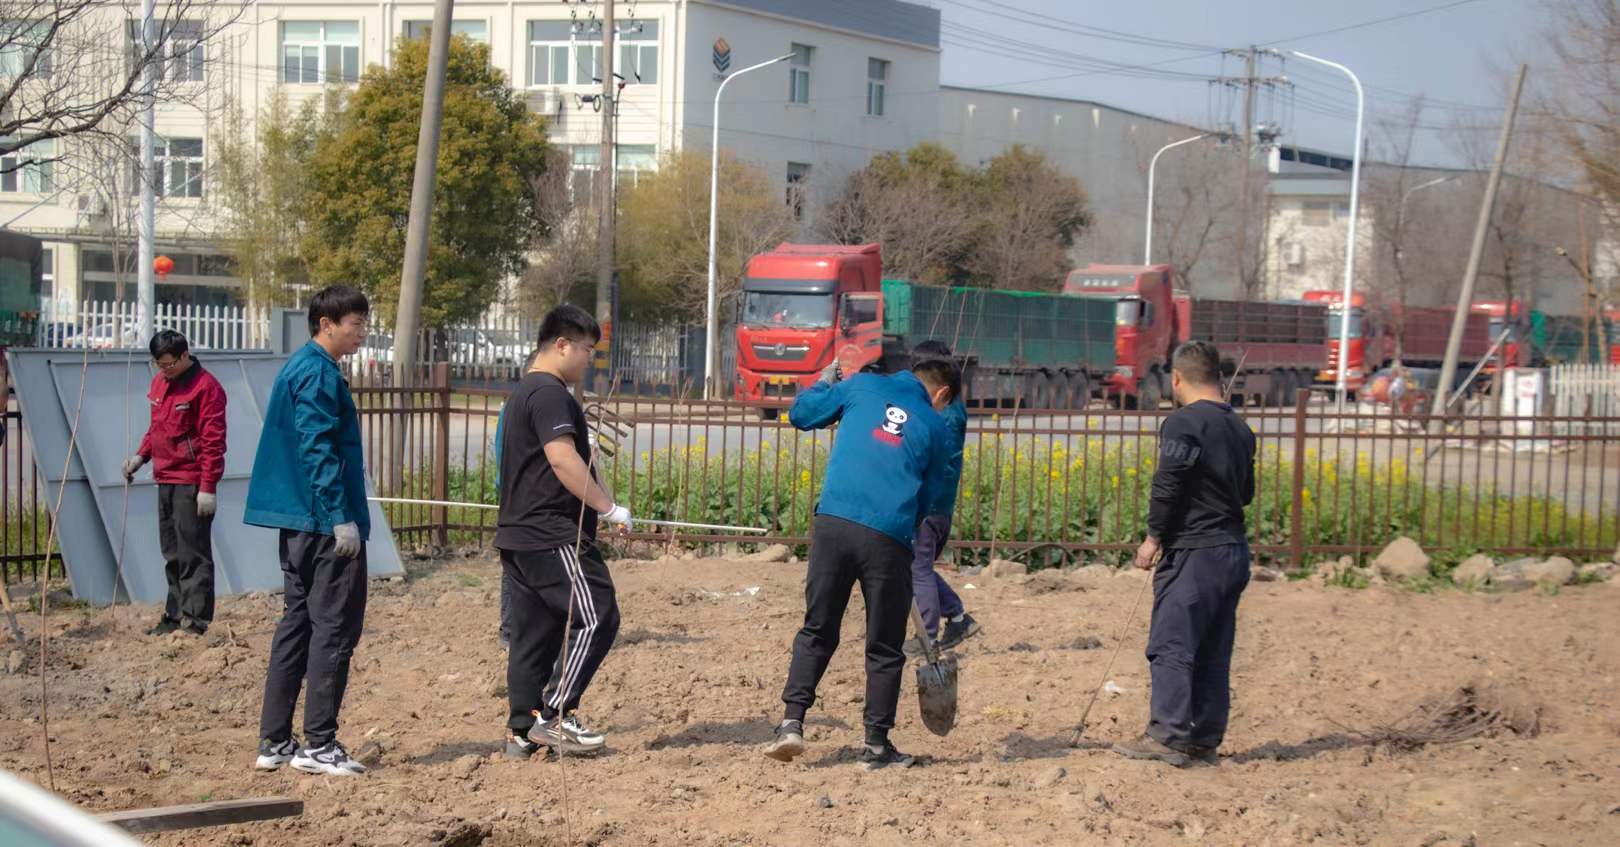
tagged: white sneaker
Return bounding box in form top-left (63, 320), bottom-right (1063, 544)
top-left (531, 713), bottom-right (606, 755)
top-left (291, 741), bottom-right (368, 775)
top-left (255, 737), bottom-right (300, 771)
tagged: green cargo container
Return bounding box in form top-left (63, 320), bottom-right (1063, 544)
top-left (880, 278), bottom-right (1114, 372)
top-left (0, 230), bottom-right (42, 347)
top-left (1530, 311), bottom-right (1605, 364)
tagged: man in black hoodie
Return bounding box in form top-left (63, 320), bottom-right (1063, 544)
top-left (1113, 340), bottom-right (1255, 768)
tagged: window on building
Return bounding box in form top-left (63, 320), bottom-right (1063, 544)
top-left (1331, 201), bottom-right (1352, 223)
top-left (136, 137), bottom-right (203, 198)
top-left (281, 21), bottom-right (361, 84)
top-left (40, 247), bottom-right (53, 300)
top-left (126, 19), bottom-right (205, 82)
top-left (528, 20), bottom-right (605, 86)
top-left (0, 20), bottom-right (52, 78)
top-left (866, 58), bottom-right (887, 116)
top-left (569, 145), bottom-right (600, 207)
top-left (617, 20), bottom-right (658, 84)
top-left (403, 19), bottom-right (489, 43)
top-left (788, 43), bottom-right (812, 104)
top-left (1301, 200), bottom-right (1333, 227)
top-left (617, 145), bottom-right (657, 188)
top-left (0, 138), bottom-right (54, 193)
top-left (786, 162), bottom-right (811, 220)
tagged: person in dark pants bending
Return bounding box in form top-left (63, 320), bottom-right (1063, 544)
top-left (1114, 340), bottom-right (1255, 768)
top-left (496, 304), bottom-right (632, 760)
top-left (904, 340), bottom-right (978, 654)
top-left (764, 356), bottom-right (960, 770)
top-left (121, 330), bottom-right (227, 636)
top-left (245, 285), bottom-right (373, 777)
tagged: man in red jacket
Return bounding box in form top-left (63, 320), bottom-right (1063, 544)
top-left (122, 330), bottom-right (228, 636)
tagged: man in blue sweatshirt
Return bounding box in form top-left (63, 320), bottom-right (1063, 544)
top-left (764, 356), bottom-right (960, 770)
top-left (245, 285), bottom-right (372, 777)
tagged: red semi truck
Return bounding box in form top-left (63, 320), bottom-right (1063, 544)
top-left (1301, 291), bottom-right (1493, 390)
top-left (1062, 264), bottom-right (1328, 407)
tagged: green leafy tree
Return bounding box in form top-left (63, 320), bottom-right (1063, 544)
top-left (302, 34), bottom-right (550, 325)
top-left (821, 142), bottom-right (977, 284)
top-left (966, 145), bottom-right (1091, 291)
top-left (616, 149), bottom-right (792, 321)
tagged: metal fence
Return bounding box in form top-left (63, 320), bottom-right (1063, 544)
top-left (9, 378), bottom-right (1619, 586)
top-left (39, 301), bottom-right (273, 350)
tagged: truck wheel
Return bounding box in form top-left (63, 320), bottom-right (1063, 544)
top-left (1068, 372), bottom-right (1091, 410)
top-left (1137, 373), bottom-right (1163, 410)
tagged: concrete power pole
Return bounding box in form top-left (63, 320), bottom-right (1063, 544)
top-left (1236, 46), bottom-right (1256, 297)
top-left (390, 0), bottom-right (455, 478)
top-left (1435, 64), bottom-right (1528, 421)
top-left (137, 0), bottom-right (156, 342)
top-left (594, 1), bottom-right (618, 391)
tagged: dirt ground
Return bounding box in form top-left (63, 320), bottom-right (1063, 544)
top-left (3, 550), bottom-right (1618, 846)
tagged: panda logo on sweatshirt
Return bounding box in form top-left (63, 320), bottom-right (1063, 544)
top-left (874, 404), bottom-right (909, 445)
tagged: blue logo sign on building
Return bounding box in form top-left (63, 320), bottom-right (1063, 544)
top-left (713, 37), bottom-right (732, 74)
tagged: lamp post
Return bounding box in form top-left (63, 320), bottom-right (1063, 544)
top-left (705, 52), bottom-right (795, 400)
top-left (1144, 133), bottom-right (1211, 264)
top-left (1291, 50), bottom-right (1365, 411)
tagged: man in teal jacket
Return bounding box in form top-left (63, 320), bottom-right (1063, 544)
top-left (906, 340), bottom-right (978, 653)
top-left (246, 285), bottom-right (372, 777)
top-left (764, 356), bottom-right (960, 770)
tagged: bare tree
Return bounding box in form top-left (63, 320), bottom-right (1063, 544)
top-left (967, 145), bottom-right (1089, 291)
top-left (820, 143), bottom-right (975, 285)
top-left (0, 2), bottom-right (243, 162)
top-left (1144, 138), bottom-right (1241, 294)
top-left (518, 145), bottom-right (596, 316)
top-left (1544, 0), bottom-right (1620, 216)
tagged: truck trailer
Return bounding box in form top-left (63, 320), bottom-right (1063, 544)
top-left (733, 243), bottom-right (1115, 409)
top-left (1301, 291), bottom-right (1493, 391)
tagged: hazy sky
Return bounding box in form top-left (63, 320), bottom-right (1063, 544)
top-left (928, 0), bottom-right (1547, 167)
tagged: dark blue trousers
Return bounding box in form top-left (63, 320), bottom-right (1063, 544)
top-left (1146, 542), bottom-right (1249, 752)
top-left (910, 513), bottom-right (964, 639)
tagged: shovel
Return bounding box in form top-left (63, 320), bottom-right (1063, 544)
top-left (909, 602), bottom-right (958, 736)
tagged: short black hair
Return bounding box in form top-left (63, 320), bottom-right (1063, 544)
top-left (537, 303), bottom-right (601, 350)
top-left (911, 339), bottom-right (952, 361)
top-left (308, 285), bottom-right (370, 336)
top-left (1172, 340), bottom-right (1222, 388)
top-left (149, 329), bottom-right (188, 360)
top-left (911, 356), bottom-right (962, 404)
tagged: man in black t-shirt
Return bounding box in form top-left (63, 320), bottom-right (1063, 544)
top-left (496, 304), bottom-right (632, 760)
top-left (1113, 340), bottom-right (1256, 768)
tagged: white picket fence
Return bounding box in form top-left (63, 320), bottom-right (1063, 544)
top-left (41, 301), bottom-right (272, 351)
top-left (1550, 363), bottom-right (1620, 433)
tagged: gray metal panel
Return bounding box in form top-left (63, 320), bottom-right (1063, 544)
top-left (709, 0), bottom-right (940, 48)
top-left (6, 348), bottom-right (404, 606)
top-left (270, 309), bottom-right (308, 355)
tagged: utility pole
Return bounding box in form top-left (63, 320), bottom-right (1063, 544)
top-left (1435, 64), bottom-right (1528, 422)
top-left (137, 0), bottom-right (156, 342)
top-left (594, 1), bottom-right (618, 392)
top-left (391, 0), bottom-right (455, 481)
top-left (1213, 47), bottom-right (1286, 299)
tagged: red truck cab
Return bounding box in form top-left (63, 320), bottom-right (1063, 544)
top-left (1061, 264), bottom-right (1179, 400)
top-left (1605, 308), bottom-right (1620, 365)
top-left (1302, 290), bottom-right (1383, 390)
top-left (733, 243), bottom-right (885, 404)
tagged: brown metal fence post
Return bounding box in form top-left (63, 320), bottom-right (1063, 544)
top-left (1290, 388), bottom-right (1308, 569)
top-left (433, 362), bottom-right (451, 547)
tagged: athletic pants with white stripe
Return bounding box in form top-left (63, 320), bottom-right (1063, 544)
top-left (501, 541), bottom-right (621, 735)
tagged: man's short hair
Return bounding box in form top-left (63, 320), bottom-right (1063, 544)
top-left (911, 339), bottom-right (952, 361)
top-left (911, 356), bottom-right (962, 404)
top-left (149, 329), bottom-right (188, 360)
top-left (307, 285), bottom-right (370, 336)
top-left (537, 303), bottom-right (602, 350)
top-left (1172, 340), bottom-right (1222, 388)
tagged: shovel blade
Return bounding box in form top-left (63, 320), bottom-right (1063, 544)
top-left (915, 651), bottom-right (959, 736)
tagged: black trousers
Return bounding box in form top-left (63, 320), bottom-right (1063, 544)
top-left (156, 483), bottom-right (214, 627)
top-left (781, 515), bottom-right (913, 734)
top-left (1146, 542), bottom-right (1250, 752)
top-left (503, 541), bottom-right (620, 734)
top-left (258, 529), bottom-right (368, 748)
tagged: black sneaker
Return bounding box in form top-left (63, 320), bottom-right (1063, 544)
top-left (147, 619), bottom-right (180, 636)
top-left (254, 737), bottom-right (300, 771)
top-left (859, 741), bottom-right (916, 771)
top-left (937, 613), bottom-right (982, 650)
top-left (1111, 734), bottom-right (1192, 768)
top-left (292, 741), bottom-right (368, 775)
top-left (763, 719), bottom-right (805, 762)
top-left (504, 733), bottom-right (542, 760)
top-left (1186, 745), bottom-right (1220, 766)
top-left (531, 712), bottom-right (606, 755)
top-left (184, 621), bottom-right (208, 636)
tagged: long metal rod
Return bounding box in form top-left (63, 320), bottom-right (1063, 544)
top-left (1144, 133), bottom-right (1210, 265)
top-left (366, 496), bottom-right (768, 533)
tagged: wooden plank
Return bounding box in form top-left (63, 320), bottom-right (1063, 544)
top-left (99, 797), bottom-right (303, 834)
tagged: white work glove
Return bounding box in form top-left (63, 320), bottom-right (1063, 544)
top-left (195, 491), bottom-right (217, 518)
top-left (332, 522), bottom-right (362, 559)
top-left (818, 361), bottom-right (842, 385)
top-left (602, 503), bottom-right (632, 531)
top-left (121, 454), bottom-right (146, 482)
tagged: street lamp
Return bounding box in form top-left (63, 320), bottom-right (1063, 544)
top-left (705, 52), bottom-right (795, 400)
top-left (1291, 50), bottom-right (1365, 412)
top-left (1395, 175), bottom-right (1460, 263)
top-left (1144, 133), bottom-right (1211, 264)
